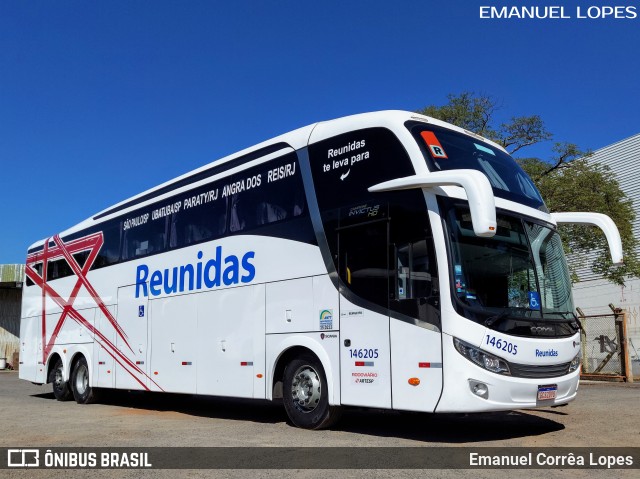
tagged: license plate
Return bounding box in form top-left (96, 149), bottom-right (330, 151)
top-left (537, 384), bottom-right (557, 401)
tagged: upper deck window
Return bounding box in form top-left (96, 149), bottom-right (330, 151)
top-left (407, 122), bottom-right (547, 212)
top-left (34, 152), bottom-right (313, 277)
top-left (308, 127), bottom-right (415, 213)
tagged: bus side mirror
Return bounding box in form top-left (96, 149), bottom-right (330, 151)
top-left (551, 212), bottom-right (624, 265)
top-left (368, 169), bottom-right (497, 237)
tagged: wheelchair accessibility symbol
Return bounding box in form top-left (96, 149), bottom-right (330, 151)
top-left (528, 291), bottom-right (541, 310)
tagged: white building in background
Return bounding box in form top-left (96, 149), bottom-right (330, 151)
top-left (570, 133), bottom-right (640, 361)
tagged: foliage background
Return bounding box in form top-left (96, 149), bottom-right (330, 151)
top-left (418, 93), bottom-right (639, 284)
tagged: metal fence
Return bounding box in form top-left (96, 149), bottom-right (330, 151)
top-left (577, 307), bottom-right (634, 382)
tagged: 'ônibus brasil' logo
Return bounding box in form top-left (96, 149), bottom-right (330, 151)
top-left (135, 246), bottom-right (256, 298)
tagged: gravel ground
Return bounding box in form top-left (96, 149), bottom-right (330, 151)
top-left (1, 371), bottom-right (638, 478)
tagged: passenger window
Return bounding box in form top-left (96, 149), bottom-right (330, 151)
top-left (338, 220), bottom-right (389, 308)
top-left (391, 238), bottom-right (440, 324)
top-left (122, 216), bottom-right (168, 260)
top-left (229, 155), bottom-right (306, 234)
top-left (26, 262), bottom-right (43, 286)
top-left (229, 191), bottom-right (255, 232)
top-left (95, 221), bottom-right (122, 268)
top-left (395, 240), bottom-right (435, 300)
top-left (73, 251), bottom-right (90, 269)
top-left (388, 191), bottom-right (440, 326)
top-left (169, 192), bottom-right (227, 248)
top-left (47, 258), bottom-right (73, 280)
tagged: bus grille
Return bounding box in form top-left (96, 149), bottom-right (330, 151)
top-left (509, 361), bottom-right (572, 378)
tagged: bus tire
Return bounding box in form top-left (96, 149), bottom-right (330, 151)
top-left (283, 354), bottom-right (341, 429)
top-left (49, 357), bottom-right (72, 401)
top-left (70, 356), bottom-right (99, 404)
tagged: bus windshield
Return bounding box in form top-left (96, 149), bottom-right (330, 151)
top-left (408, 122), bottom-right (547, 211)
top-left (442, 200), bottom-right (575, 325)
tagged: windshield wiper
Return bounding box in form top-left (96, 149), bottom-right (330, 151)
top-left (484, 310), bottom-right (510, 328)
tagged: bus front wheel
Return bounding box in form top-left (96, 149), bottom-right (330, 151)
top-left (70, 356), bottom-right (98, 404)
top-left (282, 354), bottom-right (341, 429)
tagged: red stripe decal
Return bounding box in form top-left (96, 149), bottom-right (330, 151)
top-left (27, 232), bottom-right (165, 393)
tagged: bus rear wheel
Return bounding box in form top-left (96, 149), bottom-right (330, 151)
top-left (49, 357), bottom-right (72, 401)
top-left (70, 356), bottom-right (98, 404)
top-left (282, 354), bottom-right (341, 429)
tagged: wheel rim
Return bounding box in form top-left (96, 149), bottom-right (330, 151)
top-left (54, 365), bottom-right (64, 391)
top-left (75, 364), bottom-right (89, 396)
top-left (290, 365), bottom-right (322, 412)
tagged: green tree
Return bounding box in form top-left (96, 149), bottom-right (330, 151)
top-left (417, 92), bottom-right (639, 284)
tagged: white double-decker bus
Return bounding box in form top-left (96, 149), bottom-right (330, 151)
top-left (20, 111), bottom-right (623, 429)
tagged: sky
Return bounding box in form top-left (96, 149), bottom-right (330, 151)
top-left (1, 0), bottom-right (639, 264)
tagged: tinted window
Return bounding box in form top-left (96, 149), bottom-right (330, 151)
top-left (168, 186), bottom-right (227, 249)
top-left (45, 162), bottom-right (301, 279)
top-left (42, 152), bottom-right (312, 277)
top-left (329, 190), bottom-right (440, 326)
top-left (339, 219), bottom-right (389, 308)
top-left (389, 194), bottom-right (440, 325)
top-left (26, 262), bottom-right (43, 286)
top-left (122, 212), bottom-right (169, 261)
top-left (229, 153), bottom-right (305, 233)
top-left (73, 251), bottom-right (90, 269)
top-left (47, 258), bottom-right (73, 280)
top-left (95, 221), bottom-right (121, 268)
top-left (308, 128), bottom-right (415, 213)
top-left (407, 122), bottom-right (547, 211)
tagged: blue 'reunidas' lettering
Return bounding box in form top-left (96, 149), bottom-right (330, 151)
top-left (135, 248), bottom-right (257, 298)
top-left (241, 252), bottom-right (256, 283)
top-left (535, 348), bottom-right (559, 358)
top-left (135, 265), bottom-right (149, 298)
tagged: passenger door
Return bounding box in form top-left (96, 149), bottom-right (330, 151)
top-left (338, 219), bottom-right (392, 408)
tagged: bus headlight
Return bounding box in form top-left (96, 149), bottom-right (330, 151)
top-left (454, 338), bottom-right (511, 375)
top-left (568, 353), bottom-right (581, 373)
